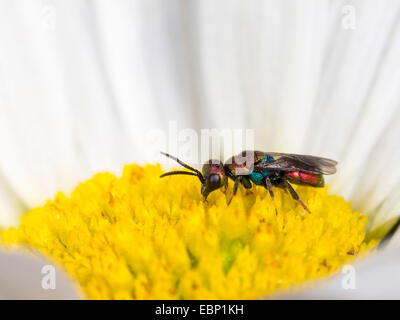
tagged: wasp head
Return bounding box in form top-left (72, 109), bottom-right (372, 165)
top-left (200, 160), bottom-right (228, 200)
top-left (160, 153), bottom-right (227, 201)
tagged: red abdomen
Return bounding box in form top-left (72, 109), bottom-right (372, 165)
top-left (285, 171), bottom-right (324, 187)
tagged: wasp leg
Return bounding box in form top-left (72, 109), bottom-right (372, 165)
top-left (227, 176), bottom-right (242, 206)
top-left (202, 192), bottom-right (209, 203)
top-left (281, 179), bottom-right (311, 213)
top-left (242, 176), bottom-right (253, 195)
top-left (263, 177), bottom-right (274, 200)
top-left (223, 178), bottom-right (228, 193)
top-left (263, 177), bottom-right (278, 215)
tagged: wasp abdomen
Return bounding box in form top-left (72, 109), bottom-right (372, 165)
top-left (285, 171), bottom-right (324, 187)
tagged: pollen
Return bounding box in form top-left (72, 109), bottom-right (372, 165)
top-left (0, 164), bottom-right (377, 299)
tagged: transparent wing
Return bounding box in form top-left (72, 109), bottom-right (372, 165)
top-left (255, 152), bottom-right (337, 175)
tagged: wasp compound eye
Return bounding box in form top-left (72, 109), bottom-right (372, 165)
top-left (207, 174), bottom-right (221, 191)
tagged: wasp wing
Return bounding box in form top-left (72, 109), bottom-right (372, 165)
top-left (255, 153), bottom-right (337, 175)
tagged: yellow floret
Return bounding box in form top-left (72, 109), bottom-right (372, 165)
top-left (0, 164), bottom-right (377, 299)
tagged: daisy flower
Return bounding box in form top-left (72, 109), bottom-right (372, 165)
top-left (0, 0), bottom-right (399, 299)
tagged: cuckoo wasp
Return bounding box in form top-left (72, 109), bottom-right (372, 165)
top-left (160, 151), bottom-right (337, 213)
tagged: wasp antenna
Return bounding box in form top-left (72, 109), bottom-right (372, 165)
top-left (160, 170), bottom-right (204, 184)
top-left (160, 152), bottom-right (204, 182)
top-left (160, 171), bottom-right (198, 178)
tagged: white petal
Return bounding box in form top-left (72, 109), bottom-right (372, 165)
top-left (286, 247), bottom-right (400, 299)
top-left (0, 250), bottom-right (81, 299)
top-left (0, 0), bottom-right (190, 221)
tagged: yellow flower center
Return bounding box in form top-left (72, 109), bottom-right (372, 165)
top-left (0, 164), bottom-right (377, 299)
